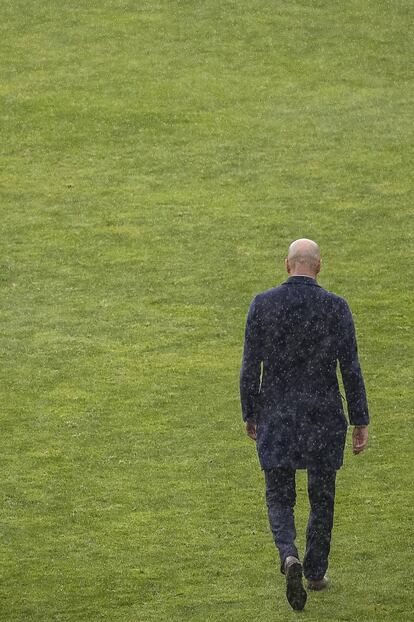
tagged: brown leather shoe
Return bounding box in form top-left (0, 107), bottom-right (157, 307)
top-left (284, 556), bottom-right (307, 610)
top-left (307, 575), bottom-right (329, 591)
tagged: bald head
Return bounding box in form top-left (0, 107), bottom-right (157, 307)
top-left (285, 238), bottom-right (321, 278)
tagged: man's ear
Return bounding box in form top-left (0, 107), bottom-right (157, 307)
top-left (316, 258), bottom-right (322, 274)
top-left (285, 258), bottom-right (290, 274)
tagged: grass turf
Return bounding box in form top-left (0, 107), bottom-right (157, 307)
top-left (1, 1), bottom-right (413, 620)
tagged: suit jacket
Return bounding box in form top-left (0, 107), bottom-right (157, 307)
top-left (240, 276), bottom-right (369, 470)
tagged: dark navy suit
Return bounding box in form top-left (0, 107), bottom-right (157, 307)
top-left (240, 276), bottom-right (369, 579)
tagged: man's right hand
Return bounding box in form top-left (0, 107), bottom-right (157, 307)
top-left (352, 426), bottom-right (369, 454)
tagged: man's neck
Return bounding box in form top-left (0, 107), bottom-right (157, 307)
top-left (289, 273), bottom-right (317, 279)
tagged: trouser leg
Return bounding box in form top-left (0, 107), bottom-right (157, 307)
top-left (303, 468), bottom-right (336, 581)
top-left (264, 468), bottom-right (298, 573)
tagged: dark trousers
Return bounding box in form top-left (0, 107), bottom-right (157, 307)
top-left (264, 467), bottom-right (336, 581)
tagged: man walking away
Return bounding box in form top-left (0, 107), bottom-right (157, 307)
top-left (240, 239), bottom-right (369, 611)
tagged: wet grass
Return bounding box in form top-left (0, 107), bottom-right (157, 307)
top-left (1, 1), bottom-right (413, 620)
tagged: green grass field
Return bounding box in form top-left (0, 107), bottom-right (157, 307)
top-left (1, 1), bottom-right (413, 620)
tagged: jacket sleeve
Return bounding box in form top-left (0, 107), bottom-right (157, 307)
top-left (240, 296), bottom-right (263, 422)
top-left (337, 300), bottom-right (369, 426)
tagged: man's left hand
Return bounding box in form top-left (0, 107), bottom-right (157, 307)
top-left (245, 421), bottom-right (257, 441)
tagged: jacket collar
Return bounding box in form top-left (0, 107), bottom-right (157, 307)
top-left (285, 276), bottom-right (321, 287)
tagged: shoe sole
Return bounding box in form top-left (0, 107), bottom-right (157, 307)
top-left (286, 562), bottom-right (307, 611)
top-left (307, 579), bottom-right (329, 591)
